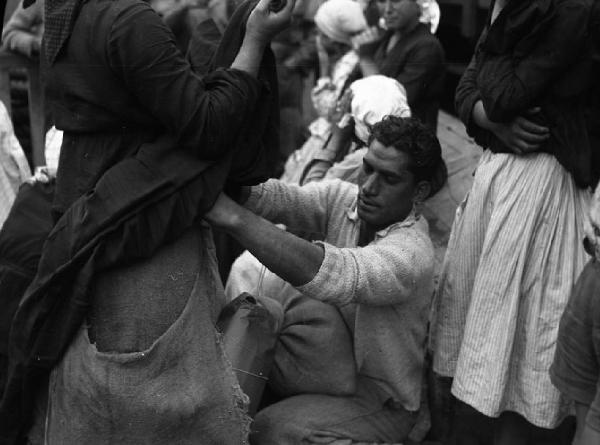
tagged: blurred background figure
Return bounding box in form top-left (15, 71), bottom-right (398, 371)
top-left (278, 0), bottom-right (366, 183)
top-left (351, 0), bottom-right (445, 131)
top-left (0, 99), bottom-right (30, 227)
top-left (149, 0), bottom-right (211, 52)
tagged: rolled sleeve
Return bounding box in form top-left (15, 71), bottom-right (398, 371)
top-left (244, 179), bottom-right (347, 237)
top-left (298, 222), bottom-right (434, 306)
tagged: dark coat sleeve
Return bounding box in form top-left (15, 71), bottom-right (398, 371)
top-left (107, 1), bottom-right (261, 159)
top-left (477, 0), bottom-right (592, 122)
top-left (396, 39), bottom-right (444, 107)
top-left (455, 49), bottom-right (484, 139)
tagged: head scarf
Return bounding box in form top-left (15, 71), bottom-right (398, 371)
top-left (314, 0), bottom-right (367, 44)
top-left (343, 75), bottom-right (411, 143)
top-left (417, 0), bottom-right (440, 34)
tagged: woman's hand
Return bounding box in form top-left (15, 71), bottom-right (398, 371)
top-left (328, 88), bottom-right (353, 124)
top-left (245, 0), bottom-right (296, 46)
top-left (351, 26), bottom-right (383, 58)
top-left (9, 33), bottom-right (41, 58)
top-left (473, 101), bottom-right (550, 155)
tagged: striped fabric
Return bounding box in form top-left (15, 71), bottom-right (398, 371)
top-left (430, 150), bottom-right (591, 428)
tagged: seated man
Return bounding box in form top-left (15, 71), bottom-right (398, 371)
top-left (205, 116), bottom-right (446, 444)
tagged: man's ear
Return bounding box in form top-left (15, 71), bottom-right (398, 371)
top-left (413, 180), bottom-right (431, 204)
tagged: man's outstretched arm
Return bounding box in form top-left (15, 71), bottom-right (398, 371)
top-left (205, 193), bottom-right (324, 287)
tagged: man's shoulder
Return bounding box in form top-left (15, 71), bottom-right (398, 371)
top-left (376, 215), bottom-right (433, 252)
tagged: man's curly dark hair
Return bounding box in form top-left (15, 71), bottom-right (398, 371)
top-left (368, 116), bottom-right (447, 196)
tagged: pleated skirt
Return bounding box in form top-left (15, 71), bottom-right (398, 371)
top-left (430, 150), bottom-right (591, 428)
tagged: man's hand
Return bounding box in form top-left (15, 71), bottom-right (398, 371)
top-left (245, 0), bottom-right (296, 46)
top-left (204, 188), bottom-right (324, 287)
top-left (204, 192), bottom-right (242, 231)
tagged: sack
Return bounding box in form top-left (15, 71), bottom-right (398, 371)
top-left (217, 293), bottom-right (283, 416)
top-left (225, 255), bottom-right (357, 398)
top-left (260, 286), bottom-right (357, 397)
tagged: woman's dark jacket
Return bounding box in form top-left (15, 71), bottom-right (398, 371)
top-left (456, 0), bottom-right (597, 188)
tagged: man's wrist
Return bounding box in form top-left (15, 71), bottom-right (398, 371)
top-left (220, 203), bottom-right (245, 232)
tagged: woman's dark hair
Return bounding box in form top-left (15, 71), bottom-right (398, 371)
top-left (368, 116), bottom-right (447, 196)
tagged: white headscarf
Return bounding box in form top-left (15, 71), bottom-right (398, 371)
top-left (418, 0), bottom-right (440, 34)
top-left (314, 0), bottom-right (367, 44)
top-left (343, 75), bottom-right (411, 143)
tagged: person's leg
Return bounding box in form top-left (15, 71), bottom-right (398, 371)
top-left (448, 399), bottom-right (493, 445)
top-left (251, 381), bottom-right (417, 445)
top-left (492, 411), bottom-right (529, 445)
top-left (492, 411), bottom-right (575, 445)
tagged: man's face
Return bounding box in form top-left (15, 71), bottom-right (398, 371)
top-left (376, 0), bottom-right (420, 32)
top-left (357, 139), bottom-right (421, 231)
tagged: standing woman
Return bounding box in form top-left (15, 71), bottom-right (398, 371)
top-left (430, 0), bottom-right (596, 443)
top-left (0, 0), bottom-right (295, 443)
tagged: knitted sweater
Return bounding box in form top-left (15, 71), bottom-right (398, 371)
top-left (246, 178), bottom-right (435, 411)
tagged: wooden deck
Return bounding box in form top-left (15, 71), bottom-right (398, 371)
top-left (423, 110), bottom-right (482, 273)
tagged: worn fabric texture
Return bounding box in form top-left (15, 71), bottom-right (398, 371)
top-left (217, 293), bottom-right (284, 417)
top-left (0, 0), bottom-right (279, 442)
top-left (43, 225), bottom-right (251, 444)
top-left (551, 259), bottom-right (600, 433)
top-left (430, 151), bottom-right (590, 428)
top-left (264, 288), bottom-right (356, 397)
top-left (455, 0), bottom-right (597, 188)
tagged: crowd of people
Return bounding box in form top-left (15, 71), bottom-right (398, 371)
top-left (0, 0), bottom-right (598, 444)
